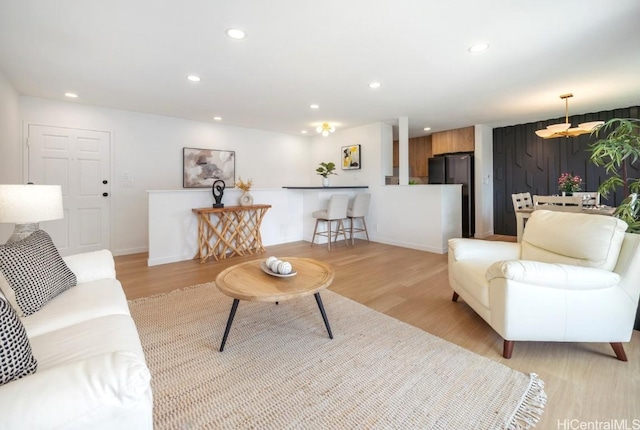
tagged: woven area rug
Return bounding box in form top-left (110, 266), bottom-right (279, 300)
top-left (129, 283), bottom-right (546, 429)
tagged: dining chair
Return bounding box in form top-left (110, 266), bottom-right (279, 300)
top-left (533, 195), bottom-right (583, 212)
top-left (572, 192), bottom-right (601, 207)
top-left (347, 193), bottom-right (371, 245)
top-left (311, 194), bottom-right (349, 251)
top-left (511, 192), bottom-right (532, 243)
top-left (511, 192), bottom-right (532, 212)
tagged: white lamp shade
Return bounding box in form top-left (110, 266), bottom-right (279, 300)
top-left (0, 184), bottom-right (64, 224)
top-left (546, 123), bottom-right (571, 133)
top-left (535, 129), bottom-right (555, 138)
top-left (578, 121), bottom-right (605, 132)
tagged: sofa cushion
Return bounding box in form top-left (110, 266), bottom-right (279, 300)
top-left (521, 210), bottom-right (627, 271)
top-left (22, 278), bottom-right (131, 338)
top-left (0, 351), bottom-right (151, 430)
top-left (29, 314), bottom-right (146, 372)
top-left (0, 230), bottom-right (77, 316)
top-left (0, 298), bottom-right (37, 385)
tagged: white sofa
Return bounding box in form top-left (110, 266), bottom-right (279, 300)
top-left (0, 250), bottom-right (153, 430)
top-left (448, 210), bottom-right (640, 360)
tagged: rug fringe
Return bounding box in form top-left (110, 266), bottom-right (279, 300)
top-left (128, 282), bottom-right (215, 304)
top-left (507, 373), bottom-right (547, 430)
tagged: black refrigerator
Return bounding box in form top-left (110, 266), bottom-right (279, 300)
top-left (428, 153), bottom-right (475, 238)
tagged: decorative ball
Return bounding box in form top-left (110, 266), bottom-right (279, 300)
top-left (269, 259), bottom-right (282, 272)
top-left (265, 256), bottom-right (277, 267)
top-left (278, 261), bottom-right (292, 275)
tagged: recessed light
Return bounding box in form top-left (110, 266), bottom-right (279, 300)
top-left (468, 43), bottom-right (489, 53)
top-left (310, 104), bottom-right (319, 109)
top-left (301, 130), bottom-right (308, 134)
top-left (226, 28), bottom-right (246, 40)
top-left (369, 82), bottom-right (381, 89)
top-left (187, 75), bottom-right (201, 82)
top-left (64, 92), bottom-right (78, 98)
top-left (424, 127), bottom-right (431, 131)
top-left (213, 116), bottom-right (222, 121)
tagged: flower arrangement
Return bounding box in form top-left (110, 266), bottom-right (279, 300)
top-left (558, 172), bottom-right (582, 193)
top-left (235, 177), bottom-right (253, 192)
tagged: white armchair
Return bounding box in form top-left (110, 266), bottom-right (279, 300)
top-left (448, 210), bottom-right (640, 360)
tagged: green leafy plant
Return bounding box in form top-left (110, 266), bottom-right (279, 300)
top-left (315, 162), bottom-right (337, 178)
top-left (588, 118), bottom-right (640, 232)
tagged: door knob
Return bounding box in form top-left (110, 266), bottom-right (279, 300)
top-left (103, 180), bottom-right (108, 184)
top-left (102, 192), bottom-right (109, 197)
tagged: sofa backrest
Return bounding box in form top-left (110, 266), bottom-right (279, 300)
top-left (521, 210), bottom-right (628, 271)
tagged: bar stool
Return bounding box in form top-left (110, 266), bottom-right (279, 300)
top-left (347, 193), bottom-right (371, 245)
top-left (311, 194), bottom-right (349, 250)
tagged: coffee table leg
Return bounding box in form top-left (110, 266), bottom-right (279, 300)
top-left (314, 293), bottom-right (333, 339)
top-left (220, 299), bottom-right (240, 352)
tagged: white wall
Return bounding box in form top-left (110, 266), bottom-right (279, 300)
top-left (18, 97), bottom-right (311, 254)
top-left (308, 122), bottom-right (462, 253)
top-left (0, 71), bottom-right (21, 239)
top-left (7, 97), bottom-right (470, 257)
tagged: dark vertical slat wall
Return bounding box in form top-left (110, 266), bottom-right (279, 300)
top-left (493, 105), bottom-right (640, 236)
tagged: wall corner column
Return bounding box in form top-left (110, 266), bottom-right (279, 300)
top-left (398, 117), bottom-right (409, 186)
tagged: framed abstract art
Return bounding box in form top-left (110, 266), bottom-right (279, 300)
top-left (183, 147), bottom-right (235, 188)
top-left (341, 145), bottom-right (361, 170)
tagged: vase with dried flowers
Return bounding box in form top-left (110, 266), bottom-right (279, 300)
top-left (558, 172), bottom-right (582, 195)
top-left (236, 177), bottom-right (254, 206)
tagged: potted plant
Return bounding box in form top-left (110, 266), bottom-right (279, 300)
top-left (588, 118), bottom-right (640, 233)
top-left (557, 172), bottom-right (582, 195)
top-left (316, 162), bottom-right (337, 187)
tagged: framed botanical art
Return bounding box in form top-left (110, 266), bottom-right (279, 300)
top-left (183, 147), bottom-right (235, 188)
top-left (341, 145), bottom-right (361, 170)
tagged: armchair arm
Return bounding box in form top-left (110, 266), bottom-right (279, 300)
top-left (486, 260), bottom-right (621, 290)
top-left (448, 238), bottom-right (521, 262)
top-left (0, 351), bottom-right (150, 429)
top-left (63, 249), bottom-right (116, 283)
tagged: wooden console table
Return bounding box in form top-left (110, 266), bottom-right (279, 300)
top-left (192, 205), bottom-right (271, 263)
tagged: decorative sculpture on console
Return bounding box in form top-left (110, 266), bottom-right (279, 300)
top-left (212, 180), bottom-right (225, 208)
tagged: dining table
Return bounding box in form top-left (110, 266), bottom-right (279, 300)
top-left (515, 203), bottom-right (616, 243)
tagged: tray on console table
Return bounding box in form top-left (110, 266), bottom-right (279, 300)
top-left (192, 205), bottom-right (271, 263)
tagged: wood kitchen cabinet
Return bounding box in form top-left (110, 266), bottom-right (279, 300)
top-left (432, 126), bottom-right (475, 155)
top-left (393, 135), bottom-right (432, 178)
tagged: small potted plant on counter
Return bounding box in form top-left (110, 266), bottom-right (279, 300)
top-left (316, 162), bottom-right (337, 187)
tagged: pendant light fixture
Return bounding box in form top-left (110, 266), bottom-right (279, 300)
top-left (316, 122), bottom-right (335, 137)
top-left (535, 93), bottom-right (604, 139)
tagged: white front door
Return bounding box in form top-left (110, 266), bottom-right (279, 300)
top-left (27, 124), bottom-right (111, 256)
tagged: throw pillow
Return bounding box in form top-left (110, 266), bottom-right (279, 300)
top-left (0, 230), bottom-right (77, 317)
top-left (0, 298), bottom-right (37, 385)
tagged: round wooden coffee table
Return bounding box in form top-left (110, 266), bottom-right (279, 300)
top-left (215, 257), bottom-right (335, 351)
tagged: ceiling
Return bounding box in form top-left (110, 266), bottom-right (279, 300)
top-left (1, 0), bottom-right (639, 138)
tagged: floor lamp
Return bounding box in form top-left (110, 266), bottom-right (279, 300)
top-left (0, 184), bottom-right (64, 244)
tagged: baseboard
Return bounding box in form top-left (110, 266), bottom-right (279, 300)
top-left (112, 246), bottom-right (148, 256)
top-left (372, 237), bottom-right (447, 254)
top-left (147, 253), bottom-right (194, 267)
top-left (474, 229), bottom-right (495, 239)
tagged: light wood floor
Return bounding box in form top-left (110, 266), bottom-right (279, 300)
top-left (116, 238), bottom-right (640, 428)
